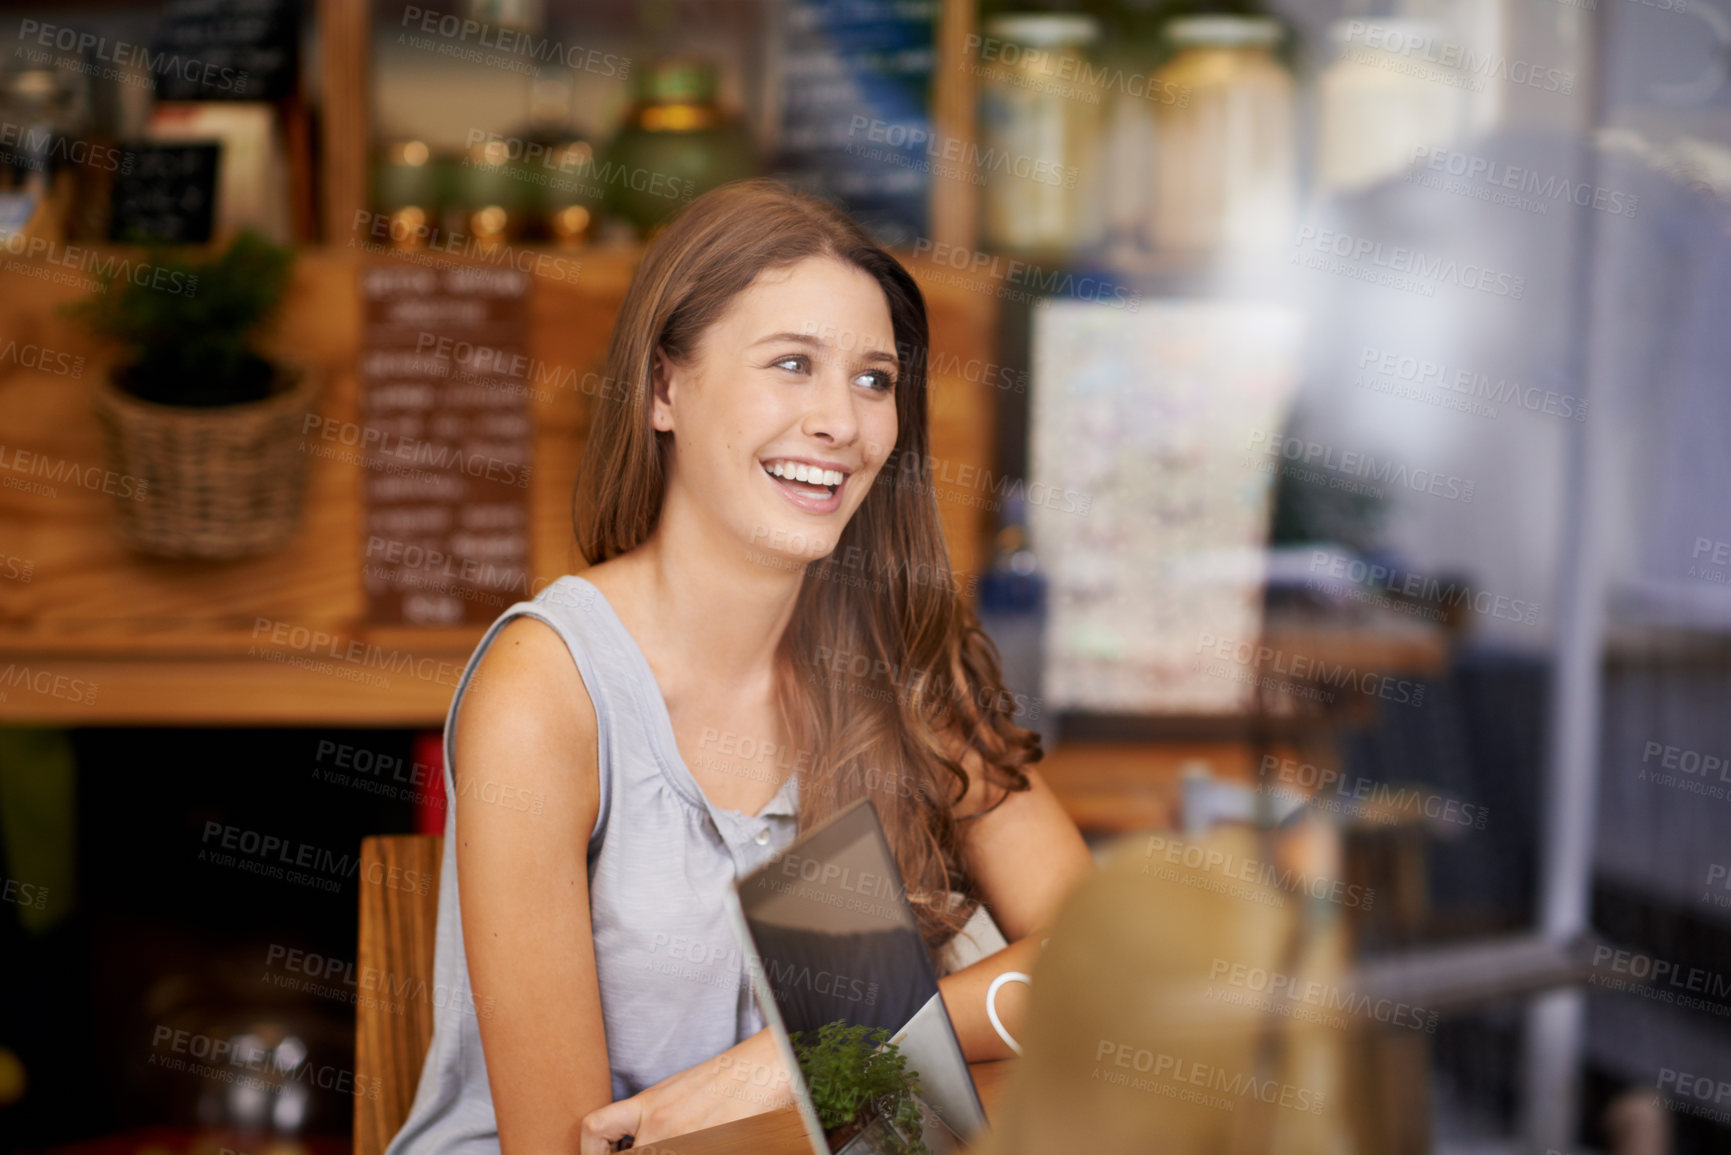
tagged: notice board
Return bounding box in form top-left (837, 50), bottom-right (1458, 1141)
top-left (1029, 299), bottom-right (1304, 714)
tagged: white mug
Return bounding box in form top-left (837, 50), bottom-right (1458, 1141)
top-left (985, 970), bottom-right (1033, 1055)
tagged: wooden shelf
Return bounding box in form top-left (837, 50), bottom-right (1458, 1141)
top-left (1038, 738), bottom-right (1316, 836)
top-left (0, 245), bottom-right (1001, 726)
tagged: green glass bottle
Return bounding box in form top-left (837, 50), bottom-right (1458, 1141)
top-left (598, 56), bottom-right (758, 238)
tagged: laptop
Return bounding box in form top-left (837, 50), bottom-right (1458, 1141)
top-left (724, 798), bottom-right (990, 1153)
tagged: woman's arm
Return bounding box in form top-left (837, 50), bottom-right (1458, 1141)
top-left (453, 616), bottom-right (613, 1153)
top-left (577, 1026), bottom-right (794, 1152)
top-left (937, 757), bottom-right (1098, 1061)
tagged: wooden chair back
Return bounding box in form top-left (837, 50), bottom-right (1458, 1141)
top-left (354, 834), bottom-right (444, 1155)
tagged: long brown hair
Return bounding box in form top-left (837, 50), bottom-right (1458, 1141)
top-left (573, 178), bottom-right (1039, 962)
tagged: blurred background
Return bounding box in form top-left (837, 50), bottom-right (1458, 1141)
top-left (0, 0), bottom-right (1728, 1153)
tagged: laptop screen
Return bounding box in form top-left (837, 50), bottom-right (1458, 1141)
top-left (731, 798), bottom-right (987, 1152)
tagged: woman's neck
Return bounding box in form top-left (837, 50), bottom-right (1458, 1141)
top-left (592, 496), bottom-right (808, 703)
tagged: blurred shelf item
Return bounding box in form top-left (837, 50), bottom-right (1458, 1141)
top-left (976, 13), bottom-right (1104, 258)
top-left (598, 56), bottom-right (758, 239)
top-left (354, 0), bottom-right (981, 251)
top-left (0, 59), bottom-right (96, 242)
top-left (1315, 18), bottom-right (1466, 196)
top-left (372, 138), bottom-right (441, 247)
top-left (146, 101), bottom-right (294, 244)
top-left (1255, 604), bottom-right (1453, 678)
top-left (0, 244), bottom-right (999, 725)
top-left (0, 3), bottom-right (989, 258)
top-left (1148, 15), bottom-right (1295, 256)
top-left (1038, 739), bottom-right (1280, 835)
top-left (770, 0), bottom-right (945, 249)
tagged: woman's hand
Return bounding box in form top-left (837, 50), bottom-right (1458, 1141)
top-left (579, 1027), bottom-right (795, 1154)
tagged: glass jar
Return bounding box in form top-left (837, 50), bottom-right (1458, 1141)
top-left (977, 14), bottom-right (1105, 258)
top-left (518, 76), bottom-right (599, 246)
top-left (457, 136), bottom-right (534, 247)
top-left (538, 140), bottom-right (599, 246)
top-left (1148, 16), bottom-right (1295, 256)
top-left (1316, 18), bottom-right (1465, 194)
top-left (2, 65), bottom-right (92, 239)
top-left (598, 57), bottom-right (757, 239)
top-left (373, 140), bottom-right (442, 250)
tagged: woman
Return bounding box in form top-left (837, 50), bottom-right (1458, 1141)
top-left (386, 179), bottom-right (1096, 1155)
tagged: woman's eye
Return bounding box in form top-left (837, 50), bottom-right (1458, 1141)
top-left (769, 354), bottom-right (893, 391)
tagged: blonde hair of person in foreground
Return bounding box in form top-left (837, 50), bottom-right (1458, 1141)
top-left (967, 815), bottom-right (1365, 1155)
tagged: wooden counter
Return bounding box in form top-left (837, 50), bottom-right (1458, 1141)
top-left (0, 244), bottom-right (1000, 725)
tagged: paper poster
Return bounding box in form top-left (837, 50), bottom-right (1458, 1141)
top-left (1029, 298), bottom-right (1303, 713)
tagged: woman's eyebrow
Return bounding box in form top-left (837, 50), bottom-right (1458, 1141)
top-left (750, 331), bottom-right (900, 367)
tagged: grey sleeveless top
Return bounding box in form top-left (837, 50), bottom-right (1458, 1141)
top-left (385, 574), bottom-right (802, 1155)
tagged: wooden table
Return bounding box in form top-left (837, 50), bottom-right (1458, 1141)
top-left (648, 1059), bottom-right (1015, 1154)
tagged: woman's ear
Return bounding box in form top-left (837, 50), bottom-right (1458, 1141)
top-left (650, 348), bottom-right (675, 432)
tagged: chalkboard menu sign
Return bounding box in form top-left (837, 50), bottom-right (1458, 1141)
top-left (109, 142), bottom-right (220, 243)
top-left (152, 0), bottom-right (301, 102)
top-left (359, 263), bottom-right (532, 627)
top-left (774, 0), bottom-right (937, 247)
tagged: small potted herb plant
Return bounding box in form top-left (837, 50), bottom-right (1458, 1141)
top-left (790, 1021), bottom-right (938, 1155)
top-left (66, 229), bottom-right (317, 558)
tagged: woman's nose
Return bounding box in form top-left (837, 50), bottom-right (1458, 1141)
top-left (800, 371), bottom-right (860, 445)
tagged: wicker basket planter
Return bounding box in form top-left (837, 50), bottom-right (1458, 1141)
top-left (91, 363), bottom-right (321, 559)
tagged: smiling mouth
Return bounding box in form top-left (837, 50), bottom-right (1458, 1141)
top-left (762, 460), bottom-right (845, 500)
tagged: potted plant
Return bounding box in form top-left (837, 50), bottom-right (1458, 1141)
top-left (65, 229), bottom-right (317, 559)
top-left (789, 1020), bottom-right (939, 1155)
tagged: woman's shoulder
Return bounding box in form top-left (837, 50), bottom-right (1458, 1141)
top-left (462, 612), bottom-right (598, 750)
top-left (461, 559), bottom-right (661, 759)
top-left (451, 611), bottom-right (602, 836)
top-left (476, 568), bottom-right (617, 675)
top-left (528, 570), bottom-right (607, 615)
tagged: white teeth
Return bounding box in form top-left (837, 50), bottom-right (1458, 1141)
top-left (764, 461), bottom-right (844, 489)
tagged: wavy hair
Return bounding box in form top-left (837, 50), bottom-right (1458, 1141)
top-left (572, 178), bottom-right (1039, 962)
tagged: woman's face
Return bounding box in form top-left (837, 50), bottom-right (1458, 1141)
top-left (652, 256), bottom-right (901, 564)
